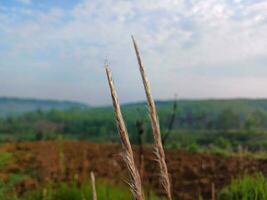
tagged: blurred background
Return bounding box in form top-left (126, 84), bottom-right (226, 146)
top-left (0, 0), bottom-right (267, 199)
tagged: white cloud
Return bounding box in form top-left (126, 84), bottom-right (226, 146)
top-left (0, 0), bottom-right (267, 104)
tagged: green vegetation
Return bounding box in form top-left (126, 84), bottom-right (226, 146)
top-left (0, 173), bottom-right (30, 199)
top-left (1, 98), bottom-right (267, 198)
top-left (219, 173), bottom-right (267, 200)
top-left (0, 151), bottom-right (33, 199)
top-left (0, 151), bottom-right (13, 169)
top-left (1, 98), bottom-right (267, 153)
top-left (0, 180), bottom-right (162, 200)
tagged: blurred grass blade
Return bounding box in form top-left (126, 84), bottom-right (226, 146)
top-left (105, 64), bottom-right (144, 200)
top-left (90, 171), bottom-right (97, 200)
top-left (132, 36), bottom-right (172, 200)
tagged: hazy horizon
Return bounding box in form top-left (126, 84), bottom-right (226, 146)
top-left (3, 95), bottom-right (267, 107)
top-left (0, 0), bottom-right (267, 105)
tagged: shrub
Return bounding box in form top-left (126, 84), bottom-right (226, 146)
top-left (214, 137), bottom-right (232, 150)
top-left (187, 142), bottom-right (199, 153)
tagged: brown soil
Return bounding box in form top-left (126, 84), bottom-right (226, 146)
top-left (1, 141), bottom-right (267, 200)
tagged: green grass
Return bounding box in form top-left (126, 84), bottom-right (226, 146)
top-left (0, 151), bottom-right (13, 169)
top-left (219, 173), bottom-right (267, 200)
top-left (0, 173), bottom-right (30, 200)
top-left (16, 180), bottom-right (162, 200)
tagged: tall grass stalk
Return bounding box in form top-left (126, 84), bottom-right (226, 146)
top-left (91, 172), bottom-right (97, 200)
top-left (131, 36), bottom-right (172, 200)
top-left (105, 64), bottom-right (144, 200)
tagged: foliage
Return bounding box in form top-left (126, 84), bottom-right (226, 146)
top-left (187, 142), bottom-right (199, 153)
top-left (219, 173), bottom-right (267, 200)
top-left (1, 99), bottom-right (267, 152)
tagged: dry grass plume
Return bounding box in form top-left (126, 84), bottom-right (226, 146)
top-left (90, 171), bottom-right (97, 200)
top-left (105, 64), bottom-right (144, 200)
top-left (132, 36), bottom-right (172, 200)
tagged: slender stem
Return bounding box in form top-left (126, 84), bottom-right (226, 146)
top-left (90, 171), bottom-right (97, 200)
top-left (105, 64), bottom-right (144, 200)
top-left (131, 36), bottom-right (172, 200)
top-left (162, 95), bottom-right (178, 146)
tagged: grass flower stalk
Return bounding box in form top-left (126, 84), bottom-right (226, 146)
top-left (132, 36), bottom-right (172, 200)
top-left (105, 64), bottom-right (144, 200)
top-left (90, 171), bottom-right (97, 200)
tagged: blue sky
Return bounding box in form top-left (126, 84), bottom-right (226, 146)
top-left (0, 0), bottom-right (267, 105)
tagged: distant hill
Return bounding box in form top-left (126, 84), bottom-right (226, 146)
top-left (117, 98), bottom-right (267, 128)
top-left (122, 98), bottom-right (267, 113)
top-left (1, 98), bottom-right (267, 148)
top-left (0, 97), bottom-right (89, 116)
top-left (1, 97), bottom-right (267, 118)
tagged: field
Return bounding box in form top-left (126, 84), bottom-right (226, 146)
top-left (1, 140), bottom-right (267, 199)
top-left (1, 96), bottom-right (267, 200)
top-left (1, 97), bottom-right (267, 199)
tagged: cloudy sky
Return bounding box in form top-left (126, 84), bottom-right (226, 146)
top-left (0, 0), bottom-right (267, 105)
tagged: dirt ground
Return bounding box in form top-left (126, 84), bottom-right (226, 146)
top-left (1, 141), bottom-right (267, 200)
